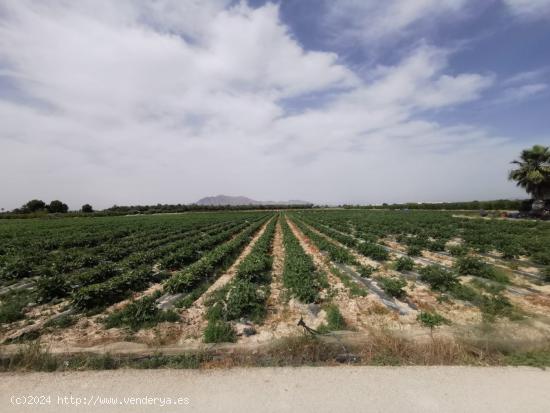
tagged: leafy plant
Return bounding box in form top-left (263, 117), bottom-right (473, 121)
top-left (104, 296), bottom-right (179, 331)
top-left (418, 265), bottom-right (459, 292)
top-left (454, 256), bottom-right (509, 283)
top-left (280, 219), bottom-right (324, 303)
top-left (394, 257), bottom-right (414, 272)
top-left (0, 293), bottom-right (29, 324)
top-left (378, 277), bottom-right (407, 298)
top-left (357, 242), bottom-right (389, 261)
top-left (417, 311), bottom-right (448, 338)
top-left (406, 245), bottom-right (422, 257)
top-left (448, 245), bottom-right (468, 257)
top-left (357, 264), bottom-right (375, 278)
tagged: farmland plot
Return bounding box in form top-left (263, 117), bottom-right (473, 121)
top-left (1, 209), bottom-right (550, 360)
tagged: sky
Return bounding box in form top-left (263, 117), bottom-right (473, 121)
top-left (1, 0), bottom-right (549, 210)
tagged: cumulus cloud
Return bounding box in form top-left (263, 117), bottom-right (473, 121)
top-left (0, 1), bottom-right (530, 209)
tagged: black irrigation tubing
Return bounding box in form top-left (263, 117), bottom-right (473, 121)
top-left (332, 262), bottom-right (414, 314)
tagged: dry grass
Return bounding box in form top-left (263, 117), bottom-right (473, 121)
top-left (2, 327), bottom-right (550, 371)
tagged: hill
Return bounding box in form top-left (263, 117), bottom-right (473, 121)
top-left (196, 195), bottom-right (311, 206)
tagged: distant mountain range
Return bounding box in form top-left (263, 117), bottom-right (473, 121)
top-left (196, 195), bottom-right (311, 206)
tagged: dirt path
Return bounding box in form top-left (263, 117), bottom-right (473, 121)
top-left (2, 367), bottom-right (549, 413)
top-left (177, 219), bottom-right (272, 344)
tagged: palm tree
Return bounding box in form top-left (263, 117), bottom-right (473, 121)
top-left (509, 145), bottom-right (550, 212)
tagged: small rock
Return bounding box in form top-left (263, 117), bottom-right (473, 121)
top-left (243, 327), bottom-right (256, 337)
top-left (308, 303), bottom-right (321, 316)
top-left (235, 322), bottom-right (255, 336)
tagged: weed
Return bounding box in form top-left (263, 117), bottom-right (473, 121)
top-left (203, 320), bottom-right (236, 343)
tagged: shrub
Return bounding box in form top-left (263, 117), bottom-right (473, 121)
top-left (417, 311), bottom-right (448, 337)
top-left (224, 279), bottom-right (268, 323)
top-left (448, 245), bottom-right (468, 257)
top-left (480, 294), bottom-right (515, 322)
top-left (357, 242), bottom-right (389, 261)
top-left (407, 245), bottom-right (422, 257)
top-left (378, 277), bottom-right (407, 298)
top-left (419, 265), bottom-right (459, 292)
top-left (428, 240), bottom-right (446, 252)
top-left (0, 294), bottom-right (28, 324)
top-left (500, 244), bottom-right (522, 259)
top-left (544, 267), bottom-right (550, 283)
top-left (203, 320), bottom-right (236, 343)
top-left (394, 257), bottom-right (414, 272)
top-left (454, 256), bottom-right (509, 283)
top-left (36, 275), bottom-right (70, 303)
top-left (532, 251), bottom-right (550, 266)
top-left (358, 264), bottom-right (375, 278)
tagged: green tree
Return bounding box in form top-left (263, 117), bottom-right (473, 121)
top-left (508, 145), bottom-right (550, 211)
top-left (417, 311), bottom-right (448, 339)
top-left (48, 200), bottom-right (68, 213)
top-left (21, 199), bottom-right (46, 213)
top-left (81, 204), bottom-right (94, 213)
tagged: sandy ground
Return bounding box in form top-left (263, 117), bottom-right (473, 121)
top-left (1, 367), bottom-right (549, 413)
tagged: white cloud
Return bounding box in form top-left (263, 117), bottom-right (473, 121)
top-left (324, 0), bottom-right (472, 46)
top-left (495, 83), bottom-right (548, 104)
top-left (0, 1), bottom-right (527, 209)
top-left (503, 0), bottom-right (550, 19)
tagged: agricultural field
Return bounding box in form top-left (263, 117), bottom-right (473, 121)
top-left (1, 210), bottom-right (550, 364)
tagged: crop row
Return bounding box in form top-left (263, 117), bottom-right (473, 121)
top-left (293, 210), bottom-right (550, 266)
top-left (163, 217), bottom-right (272, 294)
top-left (205, 216), bottom-right (278, 328)
top-left (280, 217), bottom-right (326, 303)
top-left (69, 220), bottom-right (263, 310)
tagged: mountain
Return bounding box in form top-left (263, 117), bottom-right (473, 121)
top-left (196, 195), bottom-right (311, 206)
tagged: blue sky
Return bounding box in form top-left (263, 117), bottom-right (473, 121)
top-left (0, 0), bottom-right (549, 209)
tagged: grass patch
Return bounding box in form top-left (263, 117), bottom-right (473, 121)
top-left (44, 313), bottom-right (76, 329)
top-left (505, 349), bottom-right (550, 368)
top-left (317, 304), bottom-right (347, 333)
top-left (330, 267), bottom-right (368, 297)
top-left (203, 320), bottom-right (236, 343)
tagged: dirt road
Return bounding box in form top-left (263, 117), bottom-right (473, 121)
top-left (1, 366), bottom-right (549, 412)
